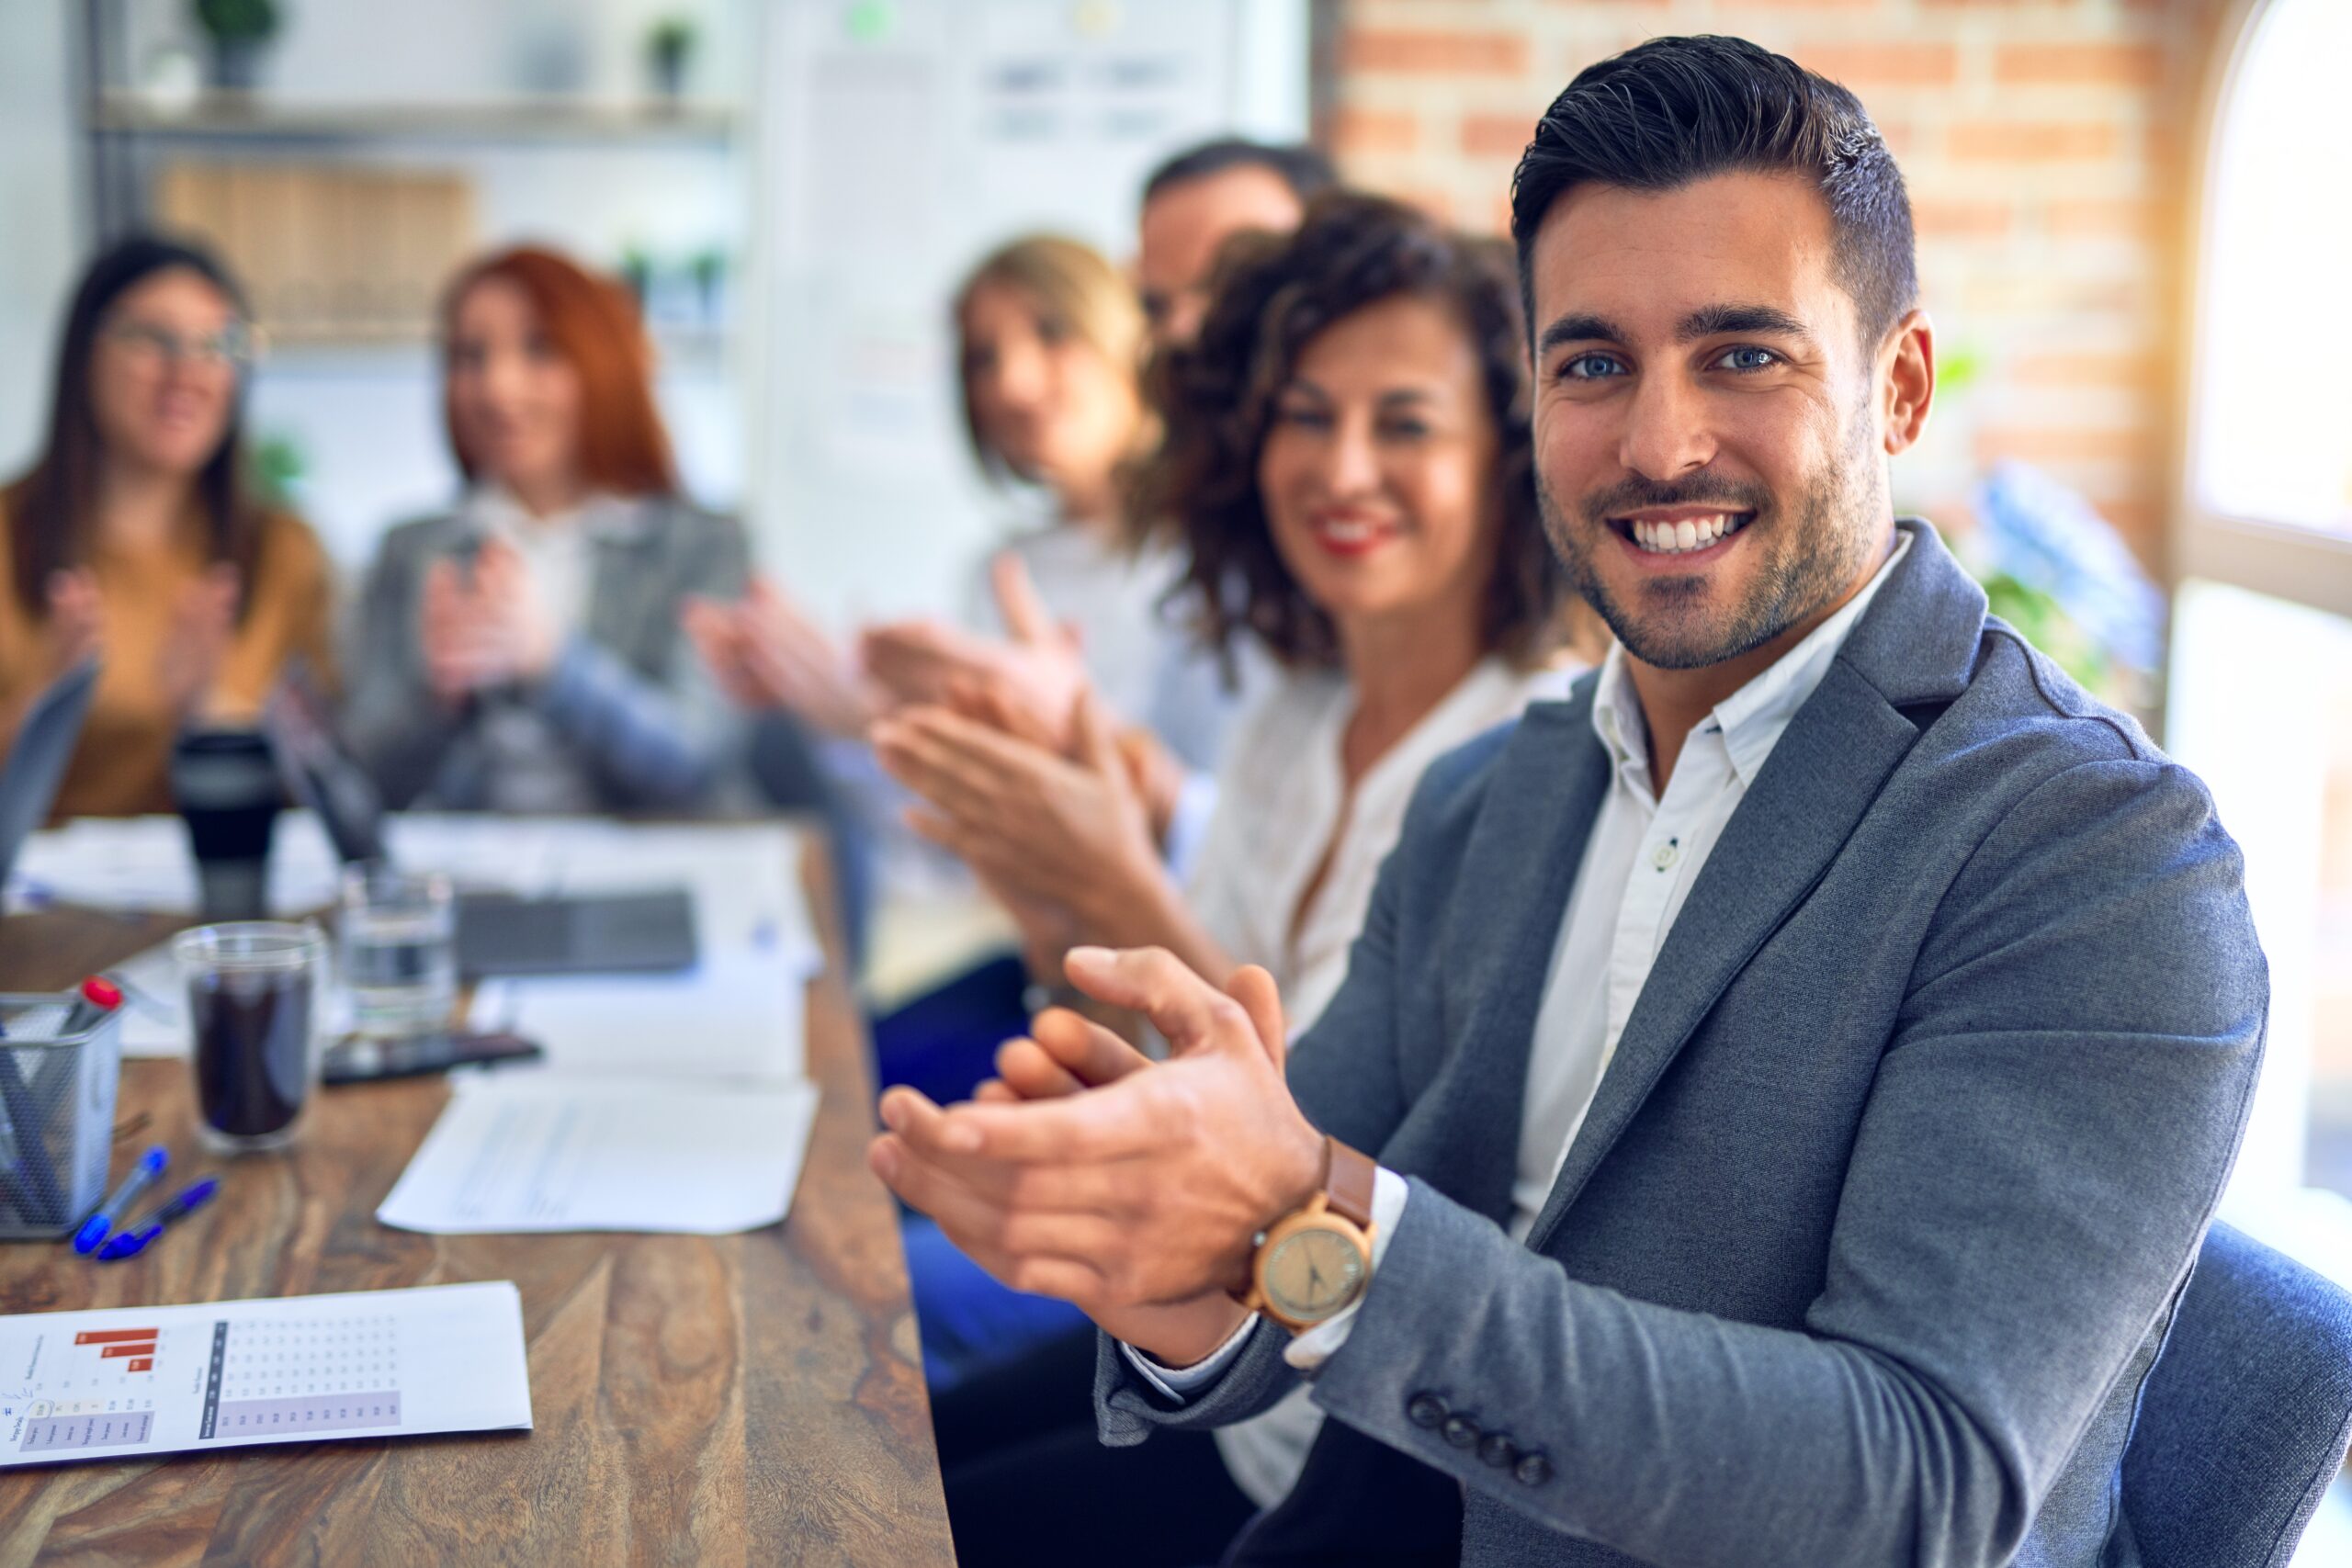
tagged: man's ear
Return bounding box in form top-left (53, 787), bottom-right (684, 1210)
top-left (1878, 309), bottom-right (1934, 457)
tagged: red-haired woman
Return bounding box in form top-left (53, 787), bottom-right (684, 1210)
top-left (344, 246), bottom-right (748, 811)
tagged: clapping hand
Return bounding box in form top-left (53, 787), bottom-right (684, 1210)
top-left (868, 948), bottom-right (1323, 1367)
top-left (159, 563), bottom-right (239, 718)
top-left (873, 684), bottom-right (1167, 931)
top-left (421, 541), bottom-right (558, 702)
top-left (682, 577), bottom-right (883, 738)
top-left (37, 570), bottom-right (105, 685)
top-left (860, 554), bottom-right (1091, 752)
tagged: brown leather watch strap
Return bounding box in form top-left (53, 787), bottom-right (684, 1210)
top-left (1324, 1137), bottom-right (1377, 1231)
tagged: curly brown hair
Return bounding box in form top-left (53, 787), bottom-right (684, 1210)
top-left (1132, 191), bottom-right (1589, 671)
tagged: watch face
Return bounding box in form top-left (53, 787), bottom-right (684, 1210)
top-left (1264, 1226), bottom-right (1365, 1322)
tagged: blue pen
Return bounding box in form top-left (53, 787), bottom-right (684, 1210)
top-left (96, 1177), bottom-right (219, 1262)
top-left (74, 1145), bottom-right (168, 1255)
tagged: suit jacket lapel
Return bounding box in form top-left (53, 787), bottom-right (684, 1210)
top-left (1524, 520), bottom-right (1985, 1251)
top-left (582, 510), bottom-right (660, 663)
top-left (1397, 696), bottom-right (1610, 1226)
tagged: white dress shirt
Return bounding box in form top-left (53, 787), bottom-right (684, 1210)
top-left (1132, 535), bottom-right (1914, 1447)
top-left (463, 487), bottom-right (642, 814)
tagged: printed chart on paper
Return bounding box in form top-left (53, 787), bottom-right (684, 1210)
top-left (0, 1282), bottom-right (531, 1466)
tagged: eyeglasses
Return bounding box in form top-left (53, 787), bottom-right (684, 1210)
top-left (101, 319), bottom-right (261, 372)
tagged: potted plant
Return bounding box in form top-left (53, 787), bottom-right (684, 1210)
top-left (689, 248), bottom-right (727, 328)
top-left (647, 17), bottom-right (695, 103)
top-left (192, 0), bottom-right (280, 93)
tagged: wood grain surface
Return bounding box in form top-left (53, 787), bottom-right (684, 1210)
top-left (0, 843), bottom-right (953, 1567)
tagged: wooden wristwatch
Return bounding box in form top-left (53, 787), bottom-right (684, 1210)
top-left (1239, 1136), bottom-right (1378, 1332)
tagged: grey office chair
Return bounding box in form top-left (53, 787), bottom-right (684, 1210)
top-left (2120, 1222), bottom-right (2352, 1567)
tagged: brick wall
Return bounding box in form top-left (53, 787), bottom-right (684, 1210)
top-left (1318, 0), bottom-right (2237, 572)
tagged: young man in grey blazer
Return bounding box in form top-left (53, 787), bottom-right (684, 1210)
top-left (872, 36), bottom-right (2265, 1568)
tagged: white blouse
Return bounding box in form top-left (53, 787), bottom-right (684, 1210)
top-left (1189, 654), bottom-right (1577, 1511)
top-left (1188, 656), bottom-right (1574, 1043)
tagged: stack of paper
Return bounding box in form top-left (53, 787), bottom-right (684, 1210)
top-left (378, 822), bottom-right (826, 1238)
top-left (377, 1076), bottom-right (820, 1235)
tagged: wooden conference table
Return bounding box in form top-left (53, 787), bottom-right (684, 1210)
top-left (0, 834), bottom-right (955, 1566)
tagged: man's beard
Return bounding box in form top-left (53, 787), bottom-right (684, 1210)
top-left (1537, 418), bottom-right (1884, 672)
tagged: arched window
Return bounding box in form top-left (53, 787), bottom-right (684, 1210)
top-left (2179, 0), bottom-right (2352, 604)
top-left (2171, 0), bottom-right (2352, 1305)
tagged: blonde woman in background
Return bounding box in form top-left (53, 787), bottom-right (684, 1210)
top-left (687, 233), bottom-right (1238, 843)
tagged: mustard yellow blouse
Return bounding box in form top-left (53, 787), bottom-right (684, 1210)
top-left (0, 498), bottom-right (335, 818)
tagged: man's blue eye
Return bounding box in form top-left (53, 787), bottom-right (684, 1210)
top-left (1720, 346), bottom-right (1780, 372)
top-left (1561, 353), bottom-right (1623, 381)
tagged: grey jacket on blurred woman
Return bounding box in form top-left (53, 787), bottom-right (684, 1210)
top-left (342, 493), bottom-right (749, 814)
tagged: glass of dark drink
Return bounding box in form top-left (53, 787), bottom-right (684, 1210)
top-left (174, 922), bottom-right (326, 1154)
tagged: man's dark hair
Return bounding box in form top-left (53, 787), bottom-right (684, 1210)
top-left (1509, 35), bottom-right (1917, 344)
top-left (1142, 137), bottom-right (1336, 209)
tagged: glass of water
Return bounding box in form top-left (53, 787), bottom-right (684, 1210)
top-left (337, 865), bottom-right (456, 1042)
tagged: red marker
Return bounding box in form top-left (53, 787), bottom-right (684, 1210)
top-left (61, 977), bottom-right (121, 1037)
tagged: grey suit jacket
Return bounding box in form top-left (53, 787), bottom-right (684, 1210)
top-left (342, 494), bottom-right (749, 813)
top-left (1094, 520), bottom-right (2267, 1568)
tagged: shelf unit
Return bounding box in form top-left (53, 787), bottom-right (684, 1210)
top-left (88, 90), bottom-right (740, 149)
top-left (68, 1), bottom-right (759, 554)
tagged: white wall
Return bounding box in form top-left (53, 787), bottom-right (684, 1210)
top-left (99, 0), bottom-right (756, 573)
top-left (0, 1), bottom-right (84, 477)
top-left (748, 0), bottom-right (1309, 624)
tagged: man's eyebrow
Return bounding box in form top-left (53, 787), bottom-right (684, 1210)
top-left (1678, 304), bottom-right (1814, 343)
top-left (1534, 313), bottom-right (1625, 356)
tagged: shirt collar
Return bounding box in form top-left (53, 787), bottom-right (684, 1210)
top-left (1589, 529), bottom-right (1914, 791)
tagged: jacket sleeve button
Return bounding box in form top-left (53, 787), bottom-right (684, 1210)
top-left (1442, 1414), bottom-right (1480, 1450)
top-left (1407, 1393), bottom-right (1448, 1429)
top-left (1477, 1432), bottom-right (1517, 1469)
top-left (1514, 1452), bottom-right (1555, 1487)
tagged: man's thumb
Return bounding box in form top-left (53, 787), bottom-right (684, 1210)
top-left (1223, 964), bottom-right (1287, 1076)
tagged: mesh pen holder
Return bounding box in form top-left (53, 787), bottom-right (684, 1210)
top-left (0, 993), bottom-right (123, 1240)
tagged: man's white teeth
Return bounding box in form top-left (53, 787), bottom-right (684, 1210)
top-left (1630, 513), bottom-right (1742, 554)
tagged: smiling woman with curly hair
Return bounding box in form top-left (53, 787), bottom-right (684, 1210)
top-left (874, 191), bottom-right (1604, 1567)
top-left (1139, 190), bottom-right (1591, 675)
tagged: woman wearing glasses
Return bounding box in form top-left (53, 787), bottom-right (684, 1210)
top-left (0, 234), bottom-right (334, 817)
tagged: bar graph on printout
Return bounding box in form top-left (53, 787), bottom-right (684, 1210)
top-left (0, 1284), bottom-right (530, 1466)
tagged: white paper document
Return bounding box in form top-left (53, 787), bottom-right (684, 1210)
top-left (467, 941), bottom-right (815, 1082)
top-left (5, 813), bottom-right (343, 918)
top-left (0, 1282), bottom-right (532, 1468)
top-left (376, 1075), bottom-right (820, 1236)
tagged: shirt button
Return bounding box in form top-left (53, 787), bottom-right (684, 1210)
top-left (1514, 1451), bottom-right (1555, 1487)
top-left (1442, 1414), bottom-right (1480, 1449)
top-left (1477, 1432), bottom-right (1517, 1469)
top-left (1406, 1393), bottom-right (1448, 1429)
top-left (1652, 840), bottom-right (1679, 871)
